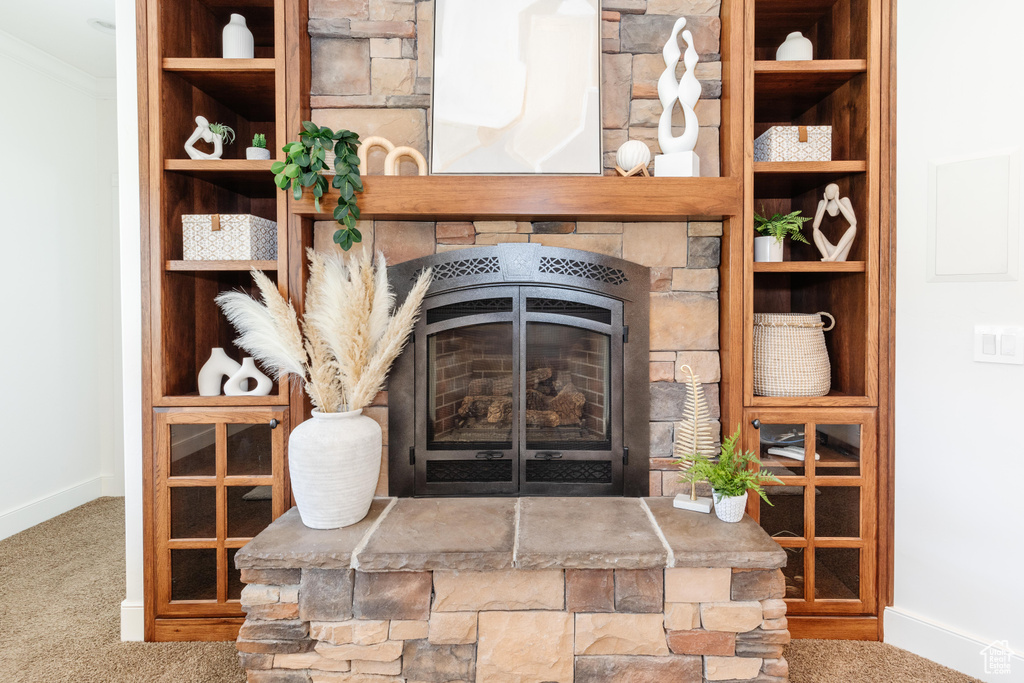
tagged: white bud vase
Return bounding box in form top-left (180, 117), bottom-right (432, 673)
top-left (197, 347), bottom-right (242, 396)
top-left (288, 410), bottom-right (382, 529)
top-left (224, 357), bottom-right (273, 396)
top-left (712, 490), bottom-right (748, 523)
top-left (222, 13), bottom-right (254, 59)
top-left (776, 31), bottom-right (813, 61)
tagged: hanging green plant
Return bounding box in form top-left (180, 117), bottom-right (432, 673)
top-left (272, 122), bottom-right (364, 250)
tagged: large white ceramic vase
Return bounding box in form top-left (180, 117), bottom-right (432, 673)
top-left (712, 490), bottom-right (748, 523)
top-left (288, 409), bottom-right (382, 529)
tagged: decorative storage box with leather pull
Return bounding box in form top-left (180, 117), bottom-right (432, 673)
top-left (753, 312), bottom-right (835, 397)
top-left (753, 125), bottom-right (832, 162)
top-left (182, 214), bottom-right (278, 260)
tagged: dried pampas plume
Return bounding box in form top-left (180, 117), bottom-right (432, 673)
top-left (215, 249), bottom-right (431, 413)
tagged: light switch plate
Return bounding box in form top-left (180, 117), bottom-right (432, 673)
top-left (975, 325), bottom-right (1024, 364)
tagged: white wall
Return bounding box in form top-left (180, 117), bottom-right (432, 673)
top-left (0, 31), bottom-right (121, 540)
top-left (891, 1), bottom-right (1024, 681)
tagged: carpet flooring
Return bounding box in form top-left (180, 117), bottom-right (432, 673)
top-left (0, 497), bottom-right (981, 683)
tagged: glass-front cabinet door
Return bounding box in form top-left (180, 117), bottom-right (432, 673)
top-left (154, 407), bottom-right (288, 618)
top-left (744, 408), bottom-right (876, 615)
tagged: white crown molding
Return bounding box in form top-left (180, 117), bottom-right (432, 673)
top-left (0, 28), bottom-right (116, 99)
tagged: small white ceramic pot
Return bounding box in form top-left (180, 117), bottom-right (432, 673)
top-left (246, 147), bottom-right (271, 160)
top-left (754, 236), bottom-right (784, 262)
top-left (712, 490), bottom-right (748, 523)
top-left (288, 409), bottom-right (382, 529)
top-left (776, 31), bottom-right (813, 61)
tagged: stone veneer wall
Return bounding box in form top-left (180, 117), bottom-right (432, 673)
top-left (237, 566), bottom-right (790, 683)
top-left (307, 0), bottom-right (726, 496)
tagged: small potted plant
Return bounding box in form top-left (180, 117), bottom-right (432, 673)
top-left (754, 207), bottom-right (810, 262)
top-left (208, 122), bottom-right (236, 149)
top-left (689, 425), bottom-right (782, 523)
top-left (247, 133), bottom-right (270, 160)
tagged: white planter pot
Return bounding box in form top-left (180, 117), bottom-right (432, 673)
top-left (289, 409), bottom-right (382, 529)
top-left (197, 347), bottom-right (241, 396)
top-left (222, 13), bottom-right (254, 59)
top-left (712, 490), bottom-right (748, 523)
top-left (754, 236), bottom-right (784, 262)
top-left (246, 147), bottom-right (271, 160)
top-left (776, 31), bottom-right (813, 61)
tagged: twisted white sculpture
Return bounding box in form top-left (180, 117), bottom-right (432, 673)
top-left (654, 17), bottom-right (701, 177)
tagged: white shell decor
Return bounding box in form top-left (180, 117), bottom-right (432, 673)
top-left (184, 116), bottom-right (224, 160)
top-left (222, 13), bottom-right (254, 59)
top-left (224, 357), bottom-right (273, 396)
top-left (654, 17), bottom-right (701, 177)
top-left (197, 347), bottom-right (242, 396)
top-left (615, 140), bottom-right (652, 176)
top-left (776, 31), bottom-right (813, 61)
top-left (288, 410), bottom-right (383, 529)
top-left (712, 490), bottom-right (748, 523)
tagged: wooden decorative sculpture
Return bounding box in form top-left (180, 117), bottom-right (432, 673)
top-left (356, 136), bottom-right (395, 175)
top-left (812, 183), bottom-right (858, 262)
top-left (672, 364), bottom-right (715, 513)
top-left (384, 146), bottom-right (428, 176)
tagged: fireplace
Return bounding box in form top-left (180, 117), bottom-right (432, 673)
top-left (388, 244), bottom-right (649, 497)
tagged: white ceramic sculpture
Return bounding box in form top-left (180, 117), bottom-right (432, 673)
top-left (615, 140), bottom-right (652, 177)
top-left (224, 357), bottom-right (273, 396)
top-left (289, 409), bottom-right (382, 528)
top-left (812, 183), bottom-right (858, 262)
top-left (776, 31), bottom-right (813, 61)
top-left (184, 116), bottom-right (224, 160)
top-left (654, 17), bottom-right (702, 178)
top-left (222, 13), bottom-right (254, 59)
top-left (197, 347), bottom-right (242, 396)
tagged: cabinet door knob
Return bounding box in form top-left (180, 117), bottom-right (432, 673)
top-left (269, 418), bottom-right (279, 429)
top-left (751, 419), bottom-right (761, 429)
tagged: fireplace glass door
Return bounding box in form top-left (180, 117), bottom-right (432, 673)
top-left (417, 286), bottom-right (622, 496)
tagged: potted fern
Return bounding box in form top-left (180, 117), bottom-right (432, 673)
top-left (215, 250), bottom-right (431, 529)
top-left (754, 208), bottom-right (810, 262)
top-left (247, 132), bottom-right (270, 160)
top-left (689, 425), bottom-right (782, 523)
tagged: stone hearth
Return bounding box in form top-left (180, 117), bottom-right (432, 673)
top-left (235, 498), bottom-right (789, 683)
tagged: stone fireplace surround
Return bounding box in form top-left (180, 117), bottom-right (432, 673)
top-left (235, 497), bottom-right (790, 683)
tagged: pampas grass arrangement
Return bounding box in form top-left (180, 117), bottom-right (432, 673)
top-left (216, 249), bottom-right (431, 413)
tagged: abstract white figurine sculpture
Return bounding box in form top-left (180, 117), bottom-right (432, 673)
top-left (812, 183), bottom-right (858, 262)
top-left (184, 116), bottom-right (224, 160)
top-left (654, 17), bottom-right (701, 178)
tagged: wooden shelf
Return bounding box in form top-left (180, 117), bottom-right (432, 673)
top-left (753, 261), bottom-right (865, 273)
top-left (155, 393), bottom-right (290, 408)
top-left (754, 60), bottom-right (866, 120)
top-left (761, 443), bottom-right (859, 469)
top-left (291, 176), bottom-right (743, 221)
top-left (754, 161), bottom-right (866, 196)
top-left (163, 58), bottom-right (276, 120)
top-left (754, 0), bottom-right (848, 48)
top-left (750, 392), bottom-right (873, 408)
top-left (166, 260), bottom-right (278, 272)
top-left (164, 159), bottom-right (276, 197)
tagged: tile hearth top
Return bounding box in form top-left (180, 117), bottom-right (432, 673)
top-left (235, 498), bottom-right (786, 572)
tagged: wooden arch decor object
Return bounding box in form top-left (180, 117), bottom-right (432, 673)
top-left (356, 136), bottom-right (395, 175)
top-left (614, 162), bottom-right (650, 178)
top-left (385, 146), bottom-right (428, 176)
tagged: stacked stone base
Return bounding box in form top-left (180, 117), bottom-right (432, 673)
top-left (238, 566), bottom-right (789, 683)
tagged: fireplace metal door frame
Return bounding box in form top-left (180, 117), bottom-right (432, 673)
top-left (388, 244), bottom-right (650, 497)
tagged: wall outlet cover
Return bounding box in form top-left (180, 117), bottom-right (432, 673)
top-left (974, 325), bottom-right (1024, 364)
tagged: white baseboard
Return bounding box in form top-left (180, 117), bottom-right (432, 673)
top-left (0, 478), bottom-right (104, 541)
top-left (885, 607), bottom-right (1024, 683)
top-left (120, 599), bottom-right (145, 641)
top-left (101, 475), bottom-right (125, 497)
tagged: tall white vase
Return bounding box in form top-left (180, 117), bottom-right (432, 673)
top-left (224, 357), bottom-right (273, 396)
top-left (198, 347), bottom-right (242, 396)
top-left (222, 14), bottom-right (254, 59)
top-left (289, 410), bottom-right (382, 529)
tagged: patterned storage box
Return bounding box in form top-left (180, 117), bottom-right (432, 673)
top-left (182, 214), bottom-right (278, 260)
top-left (753, 125), bottom-right (832, 162)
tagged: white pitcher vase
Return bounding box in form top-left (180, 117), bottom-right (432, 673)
top-left (288, 409), bottom-right (382, 529)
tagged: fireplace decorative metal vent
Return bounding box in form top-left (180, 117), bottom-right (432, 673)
top-left (388, 244), bottom-right (650, 497)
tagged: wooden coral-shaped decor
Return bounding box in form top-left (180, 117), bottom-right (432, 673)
top-left (672, 364), bottom-right (715, 513)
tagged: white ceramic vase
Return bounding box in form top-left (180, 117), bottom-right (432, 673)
top-left (776, 31), bottom-right (813, 61)
top-left (198, 347), bottom-right (242, 396)
top-left (222, 13), bottom-right (254, 59)
top-left (289, 409), bottom-right (382, 529)
top-left (754, 236), bottom-right (784, 262)
top-left (713, 490), bottom-right (748, 523)
top-left (224, 357), bottom-right (273, 396)
top-left (246, 147), bottom-right (271, 160)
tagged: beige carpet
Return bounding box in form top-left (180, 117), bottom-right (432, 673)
top-left (0, 497), bottom-right (980, 683)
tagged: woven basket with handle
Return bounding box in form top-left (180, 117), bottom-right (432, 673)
top-left (753, 312), bottom-right (835, 397)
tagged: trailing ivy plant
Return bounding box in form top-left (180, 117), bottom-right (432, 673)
top-left (688, 425), bottom-right (783, 504)
top-left (272, 122), bottom-right (363, 250)
top-left (754, 207), bottom-right (810, 245)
